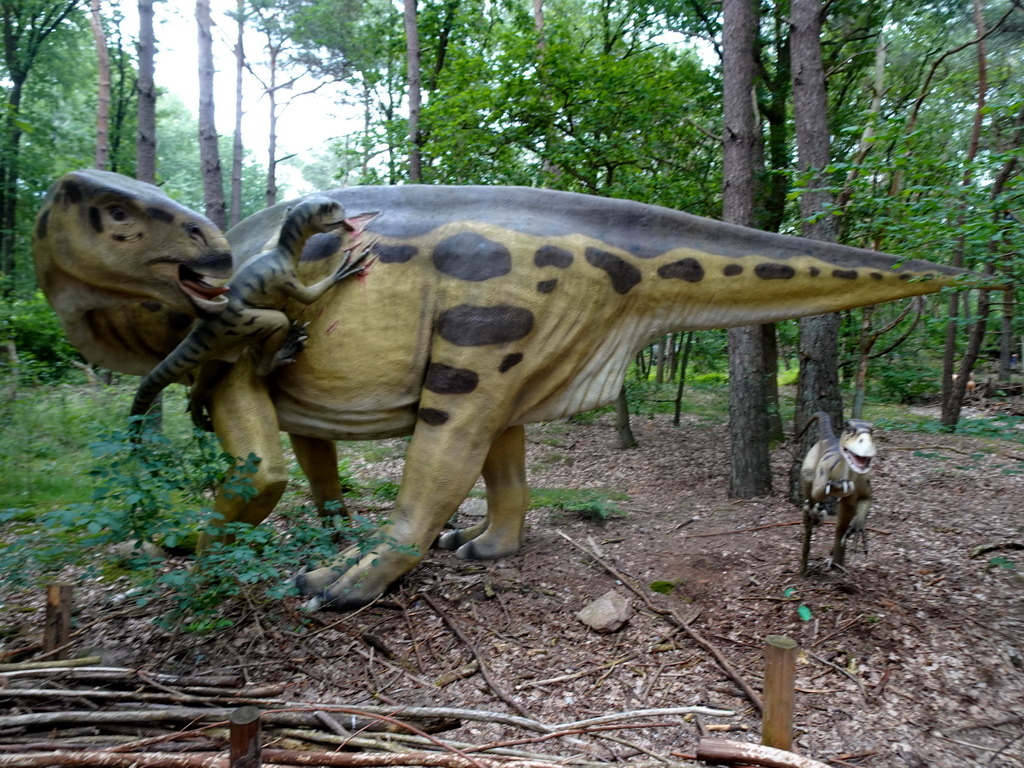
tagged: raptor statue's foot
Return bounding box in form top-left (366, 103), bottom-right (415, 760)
top-left (269, 323), bottom-right (310, 371)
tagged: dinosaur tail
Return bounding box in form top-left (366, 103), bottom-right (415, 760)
top-left (130, 329), bottom-right (211, 417)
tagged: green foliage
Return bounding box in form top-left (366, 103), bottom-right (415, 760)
top-left (0, 410), bottom-right (399, 631)
top-left (867, 357), bottom-right (940, 405)
top-left (987, 556), bottom-right (1016, 572)
top-left (531, 486), bottom-right (628, 523)
top-left (0, 292), bottom-right (80, 381)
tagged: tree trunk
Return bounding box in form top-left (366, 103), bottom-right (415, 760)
top-left (614, 386), bottom-right (636, 449)
top-left (265, 43), bottom-right (279, 208)
top-left (722, 0), bottom-right (772, 498)
top-left (789, 0), bottom-right (842, 501)
top-left (230, 0), bottom-right (245, 227)
top-left (136, 0), bottom-right (157, 183)
top-left (196, 0), bottom-right (226, 230)
top-left (403, 0), bottom-right (423, 182)
top-left (90, 0), bottom-right (110, 170)
top-left (940, 0), bottom-right (988, 430)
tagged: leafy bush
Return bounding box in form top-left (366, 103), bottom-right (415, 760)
top-left (0, 292), bottom-right (80, 382)
top-left (0, 420), bottom-right (401, 630)
top-left (868, 359), bottom-right (940, 404)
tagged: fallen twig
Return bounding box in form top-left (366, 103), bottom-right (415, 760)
top-left (696, 737), bottom-right (830, 767)
top-left (558, 530), bottom-right (763, 712)
top-left (419, 592), bottom-right (535, 720)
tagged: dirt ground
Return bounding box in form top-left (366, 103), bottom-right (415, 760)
top-left (3, 403), bottom-right (1023, 767)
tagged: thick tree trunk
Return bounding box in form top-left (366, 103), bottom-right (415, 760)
top-left (196, 0), bottom-right (226, 230)
top-left (789, 0), bottom-right (842, 501)
top-left (136, 0), bottom-right (157, 183)
top-left (722, 0), bottom-right (772, 498)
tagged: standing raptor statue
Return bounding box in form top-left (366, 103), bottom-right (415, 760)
top-left (34, 169), bottom-right (983, 610)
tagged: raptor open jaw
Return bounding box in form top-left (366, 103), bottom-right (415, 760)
top-left (842, 447), bottom-right (873, 474)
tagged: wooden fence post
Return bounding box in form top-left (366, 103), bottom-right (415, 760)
top-left (230, 705), bottom-right (262, 767)
top-left (43, 584), bottom-right (73, 659)
top-left (762, 634), bottom-right (797, 751)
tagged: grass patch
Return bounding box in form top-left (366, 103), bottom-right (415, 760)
top-left (530, 486), bottom-right (629, 523)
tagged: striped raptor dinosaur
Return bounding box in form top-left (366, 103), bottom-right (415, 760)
top-left (34, 169), bottom-right (987, 611)
top-left (797, 412), bottom-right (876, 576)
top-left (129, 195), bottom-right (376, 419)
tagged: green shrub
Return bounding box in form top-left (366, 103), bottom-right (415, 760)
top-left (0, 292), bottom-right (80, 382)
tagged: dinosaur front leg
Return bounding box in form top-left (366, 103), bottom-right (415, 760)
top-left (437, 424), bottom-right (529, 559)
top-left (199, 363), bottom-right (288, 549)
top-left (290, 433), bottom-right (348, 517)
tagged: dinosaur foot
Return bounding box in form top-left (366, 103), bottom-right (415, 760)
top-left (437, 525), bottom-right (523, 560)
top-left (293, 544), bottom-right (423, 612)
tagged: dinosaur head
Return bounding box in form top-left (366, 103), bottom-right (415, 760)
top-left (840, 419), bottom-right (876, 474)
top-left (33, 169), bottom-right (233, 374)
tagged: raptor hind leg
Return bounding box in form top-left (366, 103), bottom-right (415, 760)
top-left (437, 425), bottom-right (528, 559)
top-left (800, 501), bottom-right (825, 576)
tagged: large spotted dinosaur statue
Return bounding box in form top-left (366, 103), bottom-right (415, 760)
top-left (797, 412), bottom-right (876, 575)
top-left (129, 195), bottom-right (375, 419)
top-left (34, 169), bottom-right (981, 610)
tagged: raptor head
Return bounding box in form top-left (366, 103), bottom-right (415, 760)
top-left (33, 170), bottom-right (234, 374)
top-left (840, 419), bottom-right (876, 474)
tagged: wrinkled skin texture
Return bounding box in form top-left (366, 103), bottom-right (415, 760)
top-left (35, 170), bottom-right (972, 610)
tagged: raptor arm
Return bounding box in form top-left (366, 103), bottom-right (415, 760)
top-left (280, 248), bottom-right (373, 305)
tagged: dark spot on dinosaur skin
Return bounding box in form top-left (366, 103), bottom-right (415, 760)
top-left (534, 245), bottom-right (573, 269)
top-left (537, 279), bottom-right (558, 293)
top-left (141, 301), bottom-right (162, 312)
top-left (36, 208), bottom-right (49, 240)
top-left (809, 267), bottom-right (820, 277)
top-left (433, 232), bottom-right (511, 281)
top-left (62, 180), bottom-right (83, 205)
top-left (832, 269), bottom-right (857, 280)
top-left (146, 206), bottom-right (175, 224)
top-left (418, 407), bottom-right (450, 426)
top-left (585, 248), bottom-right (641, 295)
top-left (870, 272), bottom-right (883, 279)
top-left (88, 207), bottom-right (103, 233)
top-left (658, 258), bottom-right (705, 282)
top-left (723, 263), bottom-right (742, 276)
top-left (375, 243), bottom-right (418, 263)
top-left (755, 263), bottom-right (796, 280)
top-left (168, 310), bottom-right (194, 332)
top-left (899, 274), bottom-right (912, 281)
top-left (425, 363), bottom-right (479, 395)
top-left (499, 353), bottom-right (523, 372)
top-left (301, 233), bottom-right (342, 262)
top-left (438, 304), bottom-right (534, 346)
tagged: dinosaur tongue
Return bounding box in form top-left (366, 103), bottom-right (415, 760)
top-left (181, 276), bottom-right (230, 300)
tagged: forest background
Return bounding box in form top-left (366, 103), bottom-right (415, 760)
top-left (0, 0), bottom-right (1022, 486)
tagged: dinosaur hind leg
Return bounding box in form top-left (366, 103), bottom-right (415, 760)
top-left (291, 433), bottom-right (348, 517)
top-left (296, 401), bottom-right (511, 611)
top-left (437, 425), bottom-right (528, 559)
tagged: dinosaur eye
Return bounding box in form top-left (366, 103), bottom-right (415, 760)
top-left (108, 206), bottom-right (129, 222)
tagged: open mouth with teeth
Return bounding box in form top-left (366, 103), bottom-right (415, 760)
top-left (178, 263), bottom-right (231, 314)
top-left (842, 447), bottom-right (873, 474)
